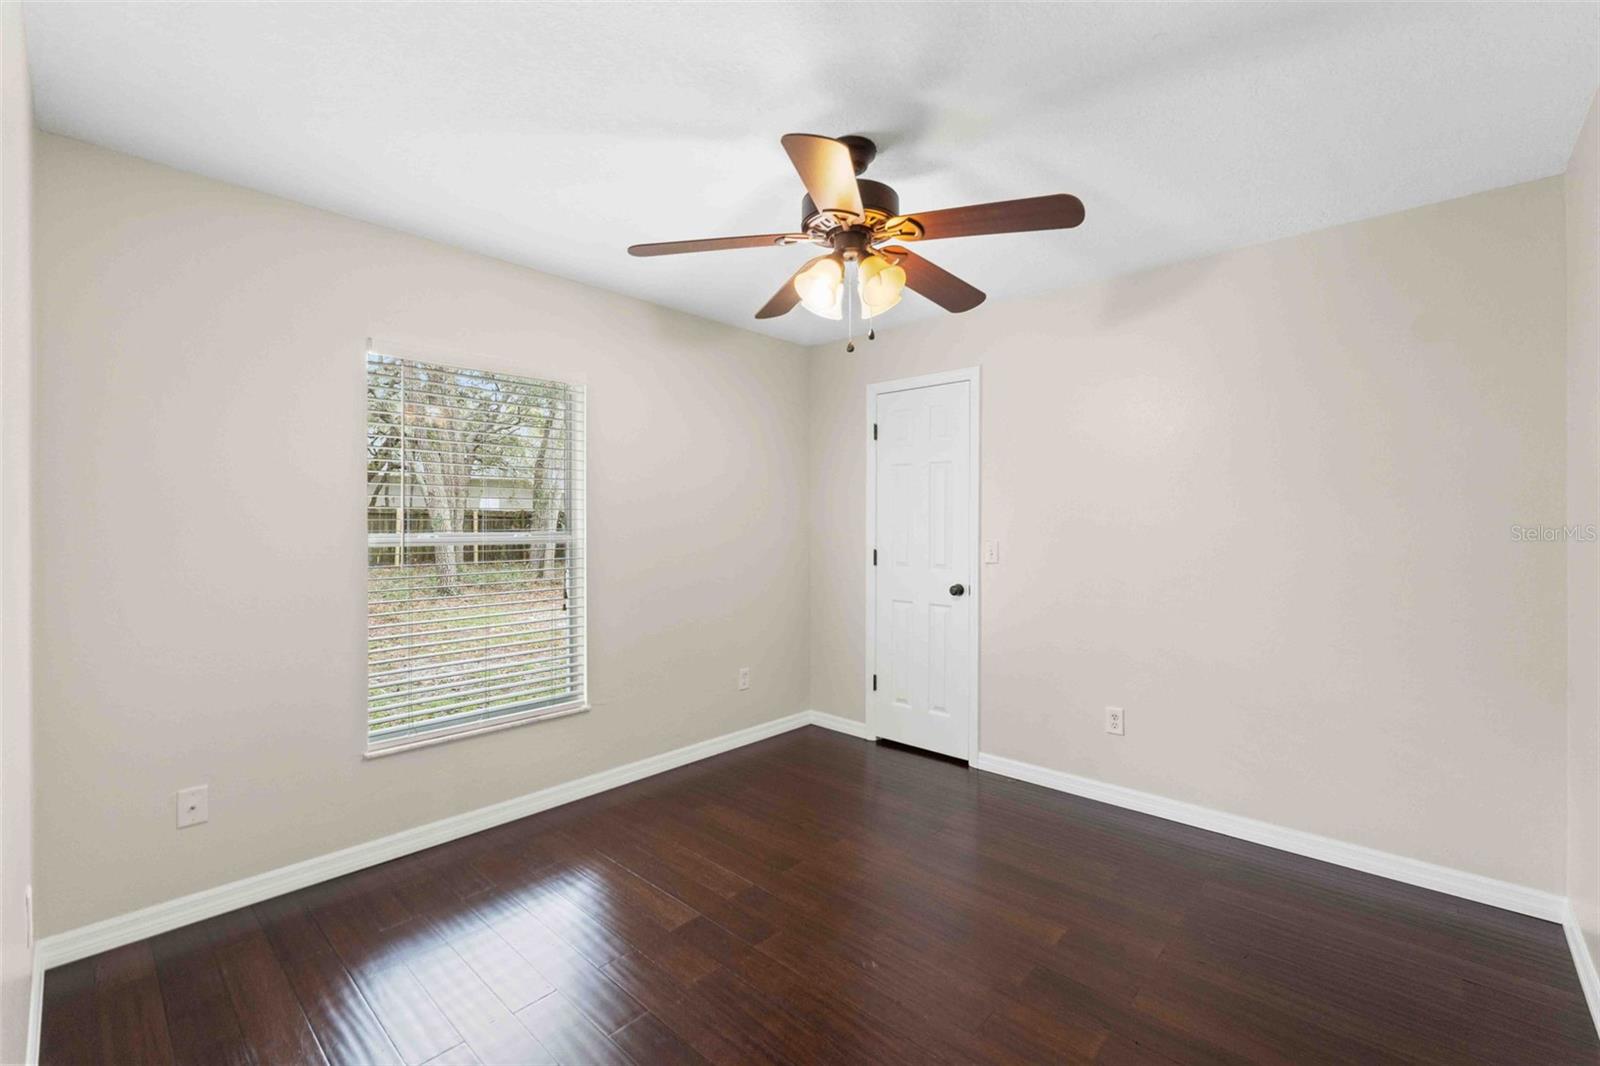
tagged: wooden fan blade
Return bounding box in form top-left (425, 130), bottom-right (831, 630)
top-left (897, 194), bottom-right (1084, 241)
top-left (755, 255), bottom-right (829, 319)
top-left (628, 233), bottom-right (802, 257)
top-left (882, 246), bottom-right (986, 313)
top-left (781, 134), bottom-right (864, 221)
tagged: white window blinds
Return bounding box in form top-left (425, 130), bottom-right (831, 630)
top-left (366, 350), bottom-right (585, 750)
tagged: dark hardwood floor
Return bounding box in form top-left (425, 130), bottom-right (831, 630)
top-left (40, 726), bottom-right (1600, 1065)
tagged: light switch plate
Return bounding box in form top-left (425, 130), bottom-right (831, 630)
top-left (983, 540), bottom-right (1000, 564)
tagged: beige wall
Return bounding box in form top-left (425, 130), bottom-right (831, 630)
top-left (1568, 90), bottom-right (1600, 965)
top-left (27, 123), bottom-right (1585, 938)
top-left (810, 179), bottom-right (1568, 890)
top-left (0, 3), bottom-right (30, 1060)
top-left (32, 134), bottom-right (810, 935)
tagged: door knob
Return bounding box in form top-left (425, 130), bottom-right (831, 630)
top-left (949, 583), bottom-right (965, 596)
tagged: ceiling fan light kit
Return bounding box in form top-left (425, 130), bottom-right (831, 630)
top-left (858, 254), bottom-right (906, 314)
top-left (628, 133), bottom-right (1085, 348)
top-left (795, 255), bottom-right (845, 319)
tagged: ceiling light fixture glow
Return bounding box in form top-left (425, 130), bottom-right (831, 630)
top-left (794, 255), bottom-right (844, 319)
top-left (858, 253), bottom-right (906, 315)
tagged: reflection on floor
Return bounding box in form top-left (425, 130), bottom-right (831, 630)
top-left (40, 726), bottom-right (1600, 1064)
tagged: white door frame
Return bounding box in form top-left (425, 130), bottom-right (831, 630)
top-left (864, 366), bottom-right (982, 758)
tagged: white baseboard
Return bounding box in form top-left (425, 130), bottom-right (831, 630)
top-left (800, 719), bottom-right (1565, 925)
top-left (805, 709), bottom-right (875, 740)
top-left (28, 711), bottom-right (818, 990)
top-left (973, 751), bottom-right (1567, 922)
top-left (23, 950), bottom-right (43, 1065)
top-left (25, 712), bottom-right (1593, 1058)
top-left (1565, 902), bottom-right (1600, 1039)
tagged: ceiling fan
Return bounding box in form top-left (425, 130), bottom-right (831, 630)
top-left (627, 133), bottom-right (1085, 347)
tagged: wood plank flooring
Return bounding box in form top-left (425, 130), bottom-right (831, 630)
top-left (40, 726), bottom-right (1600, 1064)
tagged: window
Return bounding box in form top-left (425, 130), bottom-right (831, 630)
top-left (365, 349), bottom-right (585, 752)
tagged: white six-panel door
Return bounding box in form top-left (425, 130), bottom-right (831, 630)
top-left (871, 377), bottom-right (974, 759)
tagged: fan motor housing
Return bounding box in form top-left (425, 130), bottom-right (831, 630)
top-left (837, 134), bottom-right (878, 175)
top-left (801, 179), bottom-right (900, 232)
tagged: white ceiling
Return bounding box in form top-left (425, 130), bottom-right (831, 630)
top-left (22, 2), bottom-right (1600, 347)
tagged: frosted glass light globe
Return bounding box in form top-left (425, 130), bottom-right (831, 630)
top-left (858, 254), bottom-right (906, 314)
top-left (794, 256), bottom-right (844, 319)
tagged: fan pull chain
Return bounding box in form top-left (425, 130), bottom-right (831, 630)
top-left (845, 261), bottom-right (856, 353)
top-left (862, 258), bottom-right (876, 341)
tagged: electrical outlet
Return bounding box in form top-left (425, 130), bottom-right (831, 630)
top-left (737, 667), bottom-right (751, 691)
top-left (177, 785), bottom-right (209, 828)
top-left (1105, 706), bottom-right (1125, 736)
top-left (983, 540), bottom-right (1000, 564)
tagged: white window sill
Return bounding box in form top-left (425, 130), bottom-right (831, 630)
top-left (363, 700), bottom-right (589, 759)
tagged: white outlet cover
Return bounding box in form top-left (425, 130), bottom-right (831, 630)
top-left (737, 667), bottom-right (751, 691)
top-left (1106, 706), bottom-right (1125, 736)
top-left (177, 784), bottom-right (209, 828)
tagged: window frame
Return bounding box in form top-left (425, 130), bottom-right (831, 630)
top-left (362, 345), bottom-right (588, 758)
